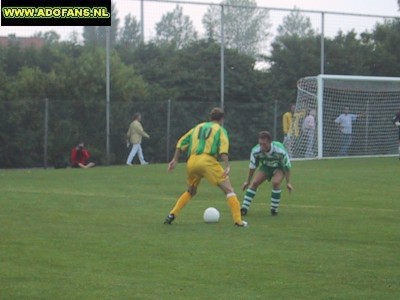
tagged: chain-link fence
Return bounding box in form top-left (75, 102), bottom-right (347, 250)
top-left (0, 99), bottom-right (281, 168)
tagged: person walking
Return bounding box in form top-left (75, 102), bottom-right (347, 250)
top-left (126, 112), bottom-right (150, 166)
top-left (240, 131), bottom-right (294, 216)
top-left (164, 107), bottom-right (248, 227)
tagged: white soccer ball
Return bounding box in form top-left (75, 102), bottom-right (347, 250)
top-left (395, 121), bottom-right (400, 127)
top-left (203, 207), bottom-right (220, 223)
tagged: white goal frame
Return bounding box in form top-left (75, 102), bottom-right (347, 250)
top-left (295, 74), bottom-right (400, 159)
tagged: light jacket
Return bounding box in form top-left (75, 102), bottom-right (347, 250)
top-left (127, 120), bottom-right (149, 144)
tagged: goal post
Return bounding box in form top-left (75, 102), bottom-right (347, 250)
top-left (293, 74), bottom-right (400, 159)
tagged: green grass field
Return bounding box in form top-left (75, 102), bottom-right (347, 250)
top-left (1, 158), bottom-right (399, 299)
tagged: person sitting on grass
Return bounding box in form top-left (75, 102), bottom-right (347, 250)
top-left (70, 142), bottom-right (95, 169)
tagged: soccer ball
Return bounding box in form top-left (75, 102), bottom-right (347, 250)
top-left (203, 207), bottom-right (220, 223)
top-left (395, 121), bottom-right (400, 127)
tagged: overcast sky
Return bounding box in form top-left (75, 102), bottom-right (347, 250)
top-left (0, 0), bottom-right (398, 39)
top-left (260, 0), bottom-right (399, 15)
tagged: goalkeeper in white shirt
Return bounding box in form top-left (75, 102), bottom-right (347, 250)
top-left (240, 131), bottom-right (294, 216)
top-left (392, 110), bottom-right (400, 159)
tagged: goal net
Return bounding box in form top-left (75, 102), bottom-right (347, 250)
top-left (292, 75), bottom-right (400, 159)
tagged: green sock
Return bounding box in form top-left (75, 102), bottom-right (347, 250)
top-left (271, 189), bottom-right (281, 211)
top-left (242, 188), bottom-right (256, 210)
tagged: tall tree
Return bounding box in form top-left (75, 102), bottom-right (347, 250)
top-left (276, 8), bottom-right (315, 41)
top-left (362, 19), bottom-right (400, 76)
top-left (34, 30), bottom-right (60, 44)
top-left (202, 6), bottom-right (219, 43)
top-left (82, 26), bottom-right (98, 47)
top-left (202, 0), bottom-right (271, 57)
top-left (154, 5), bottom-right (198, 49)
top-left (324, 30), bottom-right (372, 75)
top-left (82, 1), bottom-right (119, 47)
top-left (268, 10), bottom-right (320, 110)
top-left (119, 14), bottom-right (141, 48)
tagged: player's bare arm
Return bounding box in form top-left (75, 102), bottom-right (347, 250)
top-left (242, 168), bottom-right (255, 191)
top-left (285, 170), bottom-right (294, 193)
top-left (168, 148), bottom-right (182, 172)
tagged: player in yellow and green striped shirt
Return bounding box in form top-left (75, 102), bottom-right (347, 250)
top-left (164, 107), bottom-right (248, 227)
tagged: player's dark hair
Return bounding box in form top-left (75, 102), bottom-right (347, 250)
top-left (210, 107), bottom-right (224, 121)
top-left (258, 131), bottom-right (271, 141)
top-left (133, 112), bottom-right (141, 120)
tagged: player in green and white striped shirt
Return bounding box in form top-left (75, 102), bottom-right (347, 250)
top-left (240, 131), bottom-right (294, 216)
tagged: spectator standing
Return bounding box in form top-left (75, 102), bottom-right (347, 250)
top-left (334, 107), bottom-right (363, 156)
top-left (392, 110), bottom-right (400, 159)
top-left (302, 109), bottom-right (316, 158)
top-left (282, 104), bottom-right (296, 157)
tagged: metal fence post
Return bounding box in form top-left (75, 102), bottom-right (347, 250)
top-left (43, 98), bottom-right (49, 169)
top-left (220, 4), bottom-right (225, 110)
top-left (106, 26), bottom-right (111, 165)
top-left (273, 99), bottom-right (278, 140)
top-left (166, 99), bottom-right (171, 162)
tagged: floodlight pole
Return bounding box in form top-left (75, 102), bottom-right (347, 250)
top-left (106, 26), bottom-right (110, 165)
top-left (140, 0), bottom-right (144, 43)
top-left (320, 12), bottom-right (325, 75)
top-left (43, 98), bottom-right (49, 169)
top-left (220, 5), bottom-right (225, 110)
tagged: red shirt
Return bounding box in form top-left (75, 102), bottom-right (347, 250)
top-left (70, 147), bottom-right (90, 166)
